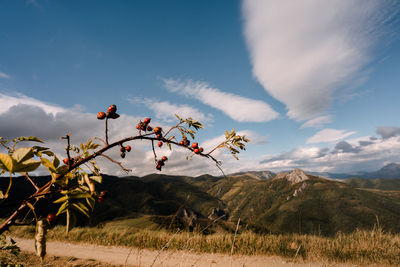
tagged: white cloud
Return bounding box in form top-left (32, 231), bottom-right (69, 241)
top-left (163, 79), bottom-right (279, 122)
top-left (242, 0), bottom-right (395, 121)
top-left (300, 115), bottom-right (332, 129)
top-left (129, 97), bottom-right (213, 123)
top-left (260, 136), bottom-right (400, 173)
top-left (306, 129), bottom-right (356, 144)
top-left (0, 92), bottom-right (65, 115)
top-left (0, 72), bottom-right (11, 79)
top-left (0, 92), bottom-right (249, 177)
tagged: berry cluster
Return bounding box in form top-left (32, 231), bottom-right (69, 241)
top-left (156, 156), bottom-right (168, 171)
top-left (120, 145), bottom-right (132, 158)
top-left (97, 105), bottom-right (120, 120)
top-left (136, 117), bottom-right (153, 132)
top-left (191, 142), bottom-right (204, 154)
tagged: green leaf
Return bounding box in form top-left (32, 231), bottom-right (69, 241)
top-left (89, 175), bottom-right (102, 183)
top-left (56, 201), bottom-right (69, 216)
top-left (56, 165), bottom-right (69, 175)
top-left (41, 151), bottom-right (54, 157)
top-left (12, 147), bottom-right (34, 163)
top-left (15, 159), bottom-right (41, 173)
top-left (72, 202), bottom-right (90, 218)
top-left (17, 136), bottom-right (43, 143)
top-left (26, 201), bottom-right (38, 222)
top-left (53, 155), bottom-right (60, 168)
top-left (53, 195), bottom-right (69, 204)
top-left (0, 153), bottom-right (14, 172)
top-left (86, 197), bottom-right (95, 210)
top-left (41, 158), bottom-right (57, 173)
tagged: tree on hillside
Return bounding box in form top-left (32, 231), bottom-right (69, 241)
top-left (0, 104), bottom-right (248, 259)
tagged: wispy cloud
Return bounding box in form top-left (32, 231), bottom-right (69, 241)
top-left (242, 0), bottom-right (396, 121)
top-left (0, 72), bottom-right (11, 79)
top-left (129, 97), bottom-right (213, 123)
top-left (306, 129), bottom-right (356, 144)
top-left (163, 79), bottom-right (279, 122)
top-left (300, 115), bottom-right (332, 129)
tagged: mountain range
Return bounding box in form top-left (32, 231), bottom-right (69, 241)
top-left (2, 165), bottom-right (400, 236)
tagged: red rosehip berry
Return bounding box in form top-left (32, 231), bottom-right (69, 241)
top-left (193, 148), bottom-right (200, 154)
top-left (156, 134), bottom-right (162, 140)
top-left (120, 152), bottom-right (126, 158)
top-left (97, 196), bottom-right (105, 203)
top-left (199, 147), bottom-right (204, 153)
top-left (158, 141), bottom-right (163, 148)
top-left (99, 190), bottom-right (108, 198)
top-left (107, 105), bottom-right (117, 114)
top-left (154, 127), bottom-right (162, 134)
top-left (63, 158), bottom-right (69, 165)
top-left (120, 146), bottom-right (126, 152)
top-left (162, 156), bottom-right (168, 161)
top-left (97, 112), bottom-right (106, 120)
top-left (192, 143), bottom-right (198, 149)
top-left (47, 213), bottom-right (56, 223)
top-left (179, 140), bottom-right (184, 145)
top-left (147, 126), bottom-right (153, 131)
top-left (125, 145), bottom-right (131, 152)
top-left (144, 118), bottom-right (151, 124)
top-left (136, 124), bottom-right (141, 129)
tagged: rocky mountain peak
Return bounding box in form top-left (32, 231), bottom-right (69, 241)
top-left (275, 168), bottom-right (310, 184)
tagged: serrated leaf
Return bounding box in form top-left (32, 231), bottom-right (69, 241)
top-left (12, 147), bottom-right (34, 163)
top-left (18, 136), bottom-right (43, 143)
top-left (0, 153), bottom-right (14, 172)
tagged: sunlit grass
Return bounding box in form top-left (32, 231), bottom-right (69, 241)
top-left (9, 223), bottom-right (400, 265)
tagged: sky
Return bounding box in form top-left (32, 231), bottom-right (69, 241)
top-left (0, 0), bottom-right (400, 176)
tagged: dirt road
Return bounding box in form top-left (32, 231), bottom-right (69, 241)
top-left (13, 237), bottom-right (371, 267)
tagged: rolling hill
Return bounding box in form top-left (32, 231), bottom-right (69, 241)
top-left (2, 169), bottom-right (400, 236)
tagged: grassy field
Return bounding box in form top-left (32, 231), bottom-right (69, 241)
top-left (7, 220), bottom-right (400, 266)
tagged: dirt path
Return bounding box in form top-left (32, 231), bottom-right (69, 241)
top-left (13, 237), bottom-right (372, 267)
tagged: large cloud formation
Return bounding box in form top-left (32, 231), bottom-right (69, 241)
top-left (242, 0), bottom-right (396, 122)
top-left (0, 93), bottom-right (258, 176)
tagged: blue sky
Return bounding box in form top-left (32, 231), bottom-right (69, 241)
top-left (1, 0), bottom-right (400, 176)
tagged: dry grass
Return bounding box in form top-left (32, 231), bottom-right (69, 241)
top-left (8, 223), bottom-right (400, 266)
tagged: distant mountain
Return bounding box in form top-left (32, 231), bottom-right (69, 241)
top-left (229, 170), bottom-right (275, 180)
top-left (311, 163), bottom-right (400, 179)
top-left (364, 163), bottom-right (400, 179)
top-left (2, 170), bottom-right (400, 236)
